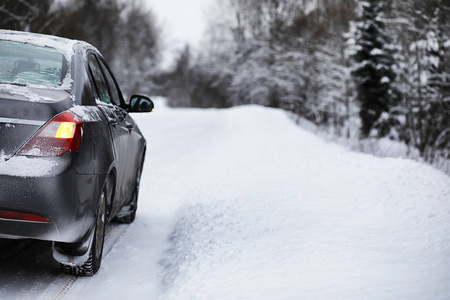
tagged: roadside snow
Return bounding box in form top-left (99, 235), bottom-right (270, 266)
top-left (73, 102), bottom-right (450, 300)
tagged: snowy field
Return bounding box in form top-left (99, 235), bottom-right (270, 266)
top-left (3, 101), bottom-right (450, 299)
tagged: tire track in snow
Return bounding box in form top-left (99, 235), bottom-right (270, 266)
top-left (38, 223), bottom-right (129, 300)
top-left (0, 239), bottom-right (34, 262)
top-left (0, 239), bottom-right (61, 300)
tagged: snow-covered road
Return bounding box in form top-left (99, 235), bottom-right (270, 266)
top-left (2, 103), bottom-right (450, 299)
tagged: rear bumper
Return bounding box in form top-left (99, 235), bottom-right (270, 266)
top-left (0, 155), bottom-right (102, 244)
top-left (0, 219), bottom-right (60, 241)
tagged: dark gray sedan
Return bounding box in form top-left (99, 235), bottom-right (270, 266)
top-left (0, 30), bottom-right (153, 276)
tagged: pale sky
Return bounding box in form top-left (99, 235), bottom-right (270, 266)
top-left (144, 0), bottom-right (213, 60)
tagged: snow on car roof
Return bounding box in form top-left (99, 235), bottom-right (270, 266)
top-left (0, 30), bottom-right (93, 61)
top-left (0, 30), bottom-right (98, 93)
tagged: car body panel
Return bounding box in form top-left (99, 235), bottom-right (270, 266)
top-left (0, 155), bottom-right (102, 243)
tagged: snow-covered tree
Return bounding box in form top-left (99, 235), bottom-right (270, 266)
top-left (49, 0), bottom-right (162, 97)
top-left (222, 0), bottom-right (303, 108)
top-left (182, 0), bottom-right (357, 131)
top-left (165, 45), bottom-right (194, 107)
top-left (51, 0), bottom-right (123, 62)
top-left (112, 2), bottom-right (161, 97)
top-left (401, 0), bottom-right (450, 159)
top-left (298, 0), bottom-right (357, 133)
top-left (0, 0), bottom-right (54, 32)
top-left (350, 0), bottom-right (402, 139)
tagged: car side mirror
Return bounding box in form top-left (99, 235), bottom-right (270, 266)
top-left (128, 95), bottom-right (154, 112)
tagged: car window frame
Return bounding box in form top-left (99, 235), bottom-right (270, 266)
top-left (87, 52), bottom-right (113, 105)
top-left (97, 57), bottom-right (125, 108)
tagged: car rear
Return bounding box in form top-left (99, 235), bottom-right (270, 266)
top-left (0, 35), bottom-right (100, 244)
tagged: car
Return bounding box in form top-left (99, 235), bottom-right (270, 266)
top-left (0, 30), bottom-right (154, 276)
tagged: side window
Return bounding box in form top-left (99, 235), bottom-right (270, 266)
top-left (98, 59), bottom-right (123, 107)
top-left (87, 54), bottom-right (112, 105)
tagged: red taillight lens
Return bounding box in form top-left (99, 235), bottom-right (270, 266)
top-left (18, 111), bottom-right (83, 156)
top-left (0, 210), bottom-right (50, 223)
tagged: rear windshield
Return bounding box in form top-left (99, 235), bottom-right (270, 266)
top-left (0, 41), bottom-right (68, 88)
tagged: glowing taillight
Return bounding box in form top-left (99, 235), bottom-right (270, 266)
top-left (18, 111), bottom-right (83, 156)
top-left (55, 122), bottom-right (76, 138)
top-left (0, 210), bottom-right (50, 223)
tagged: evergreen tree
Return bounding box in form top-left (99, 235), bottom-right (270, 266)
top-left (350, 0), bottom-right (401, 139)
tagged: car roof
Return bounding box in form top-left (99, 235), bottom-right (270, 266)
top-left (0, 30), bottom-right (96, 61)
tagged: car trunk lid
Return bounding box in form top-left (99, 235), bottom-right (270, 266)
top-left (0, 86), bottom-right (73, 159)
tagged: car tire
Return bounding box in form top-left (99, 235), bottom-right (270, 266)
top-left (61, 188), bottom-right (106, 276)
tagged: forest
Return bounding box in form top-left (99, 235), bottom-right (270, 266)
top-left (1, 0), bottom-right (449, 172)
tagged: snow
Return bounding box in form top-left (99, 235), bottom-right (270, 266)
top-left (0, 150), bottom-right (7, 163)
top-left (1, 101), bottom-right (448, 299)
top-left (0, 85), bottom-right (54, 102)
top-left (0, 30), bottom-right (96, 91)
top-left (426, 31), bottom-right (439, 53)
top-left (381, 76), bottom-right (390, 83)
top-left (370, 48), bottom-right (384, 56)
top-left (70, 106), bottom-right (103, 122)
top-left (63, 102), bottom-right (450, 300)
top-left (421, 72), bottom-right (429, 86)
top-left (0, 156), bottom-right (58, 177)
top-left (305, 0), bottom-right (318, 15)
top-left (444, 40), bottom-right (450, 49)
top-left (0, 30), bottom-right (77, 62)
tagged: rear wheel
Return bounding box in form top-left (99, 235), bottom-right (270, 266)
top-left (61, 189), bottom-right (106, 276)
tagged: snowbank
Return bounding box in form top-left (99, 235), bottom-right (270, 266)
top-left (76, 104), bottom-right (450, 300)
